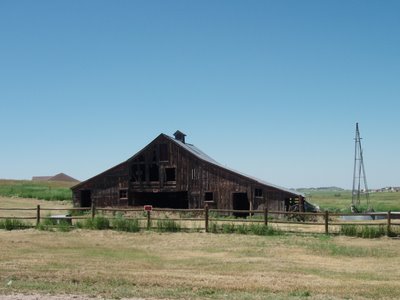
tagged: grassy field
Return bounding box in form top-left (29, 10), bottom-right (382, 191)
top-left (1, 190), bottom-right (399, 299)
top-left (1, 230), bottom-right (399, 300)
top-left (302, 189), bottom-right (400, 212)
top-left (0, 196), bottom-right (71, 220)
top-left (0, 180), bottom-right (74, 201)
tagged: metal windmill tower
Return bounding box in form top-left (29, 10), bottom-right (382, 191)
top-left (351, 123), bottom-right (370, 210)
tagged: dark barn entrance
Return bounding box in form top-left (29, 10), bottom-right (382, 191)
top-left (80, 190), bottom-right (92, 207)
top-left (131, 191), bottom-right (188, 209)
top-left (232, 192), bottom-right (250, 217)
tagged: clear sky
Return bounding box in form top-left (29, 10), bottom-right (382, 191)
top-left (1, 0), bottom-right (399, 189)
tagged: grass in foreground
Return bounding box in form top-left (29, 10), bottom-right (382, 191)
top-left (0, 230), bottom-right (399, 299)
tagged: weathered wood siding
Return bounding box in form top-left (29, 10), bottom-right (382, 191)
top-left (72, 134), bottom-right (297, 210)
top-left (72, 162), bottom-right (129, 207)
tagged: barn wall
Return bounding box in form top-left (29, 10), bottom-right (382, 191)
top-left (72, 162), bottom-right (129, 207)
top-left (72, 134), bottom-right (297, 210)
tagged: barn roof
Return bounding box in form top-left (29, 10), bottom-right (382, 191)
top-left (162, 134), bottom-right (303, 197)
top-left (72, 132), bottom-right (303, 197)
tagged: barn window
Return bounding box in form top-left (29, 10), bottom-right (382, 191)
top-left (205, 192), bottom-right (214, 201)
top-left (255, 189), bottom-right (263, 197)
top-left (165, 167), bottom-right (176, 181)
top-left (131, 164), bottom-right (145, 182)
top-left (119, 189), bottom-right (128, 199)
top-left (159, 144), bottom-right (168, 161)
top-left (149, 164), bottom-right (159, 181)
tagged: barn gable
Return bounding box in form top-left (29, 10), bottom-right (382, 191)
top-left (71, 132), bottom-right (303, 211)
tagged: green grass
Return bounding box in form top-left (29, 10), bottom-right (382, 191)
top-left (112, 213), bottom-right (140, 232)
top-left (0, 180), bottom-right (73, 201)
top-left (0, 218), bottom-right (30, 230)
top-left (77, 215), bottom-right (110, 230)
top-left (340, 224), bottom-right (387, 238)
top-left (302, 189), bottom-right (400, 212)
top-left (209, 222), bottom-right (283, 236)
top-left (156, 219), bottom-right (181, 232)
top-left (299, 235), bottom-right (394, 257)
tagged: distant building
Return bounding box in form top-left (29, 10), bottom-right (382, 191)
top-left (32, 173), bottom-right (79, 183)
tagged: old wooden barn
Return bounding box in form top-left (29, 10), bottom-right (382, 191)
top-left (71, 131), bottom-right (304, 212)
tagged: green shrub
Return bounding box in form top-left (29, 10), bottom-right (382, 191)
top-left (37, 216), bottom-right (72, 232)
top-left (0, 219), bottom-right (28, 230)
top-left (156, 219), bottom-right (181, 232)
top-left (81, 215), bottom-right (110, 230)
top-left (340, 224), bottom-right (357, 237)
top-left (208, 211), bottom-right (219, 219)
top-left (37, 217), bottom-right (55, 231)
top-left (222, 223), bottom-right (235, 234)
top-left (248, 224), bottom-right (282, 236)
top-left (235, 224), bottom-right (248, 234)
top-left (208, 222), bottom-right (282, 236)
top-left (112, 214), bottom-right (140, 232)
top-left (340, 225), bottom-right (386, 238)
top-left (387, 226), bottom-right (400, 237)
top-left (57, 220), bottom-right (72, 232)
top-left (209, 222), bottom-right (219, 233)
top-left (75, 220), bottom-right (84, 229)
top-left (68, 208), bottom-right (90, 216)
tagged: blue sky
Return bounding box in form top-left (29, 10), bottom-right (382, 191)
top-left (1, 0), bottom-right (399, 189)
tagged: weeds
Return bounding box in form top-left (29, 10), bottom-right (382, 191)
top-left (248, 223), bottom-right (283, 236)
top-left (156, 219), bottom-right (181, 232)
top-left (37, 216), bottom-right (72, 232)
top-left (112, 213), bottom-right (140, 232)
top-left (222, 223), bottom-right (236, 234)
top-left (209, 222), bottom-right (283, 236)
top-left (68, 209), bottom-right (90, 216)
top-left (0, 219), bottom-right (29, 230)
top-left (78, 215), bottom-right (110, 230)
top-left (340, 225), bottom-right (386, 238)
top-left (37, 216), bottom-right (55, 231)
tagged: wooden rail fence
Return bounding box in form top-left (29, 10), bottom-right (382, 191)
top-left (0, 204), bottom-right (399, 236)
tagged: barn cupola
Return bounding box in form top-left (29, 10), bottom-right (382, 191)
top-left (174, 130), bottom-right (186, 144)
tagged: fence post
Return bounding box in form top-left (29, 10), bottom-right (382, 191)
top-left (205, 204), bottom-right (209, 233)
top-left (264, 207), bottom-right (268, 227)
top-left (91, 201), bottom-right (96, 219)
top-left (324, 211), bottom-right (329, 235)
top-left (147, 210), bottom-right (151, 230)
top-left (387, 211), bottom-right (391, 236)
top-left (36, 205), bottom-right (40, 226)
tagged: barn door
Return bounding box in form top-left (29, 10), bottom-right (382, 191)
top-left (80, 190), bottom-right (92, 207)
top-left (232, 193), bottom-right (249, 217)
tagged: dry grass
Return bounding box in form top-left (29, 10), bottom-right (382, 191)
top-left (0, 229), bottom-right (399, 299)
top-left (0, 196), bottom-right (72, 222)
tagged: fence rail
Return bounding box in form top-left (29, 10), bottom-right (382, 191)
top-left (0, 204), bottom-right (399, 235)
